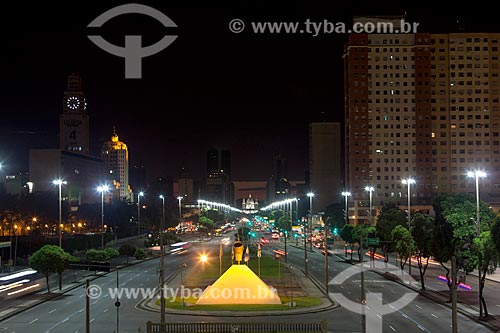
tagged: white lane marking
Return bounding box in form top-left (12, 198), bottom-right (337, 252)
top-left (376, 314), bottom-right (382, 319)
top-left (431, 313), bottom-right (438, 318)
top-left (79, 295), bottom-right (84, 298)
top-left (62, 318), bottom-right (69, 323)
top-left (346, 291), bottom-right (352, 294)
top-left (417, 325), bottom-right (425, 331)
top-left (496, 304), bottom-right (500, 308)
top-left (415, 304), bottom-right (422, 309)
top-left (104, 308), bottom-right (109, 313)
top-left (28, 319), bottom-right (38, 324)
top-left (66, 301), bottom-right (71, 305)
top-left (74, 331), bottom-right (79, 333)
top-left (90, 318), bottom-right (95, 323)
top-left (389, 325), bottom-right (396, 332)
top-left (92, 300), bottom-right (98, 305)
top-left (49, 309), bottom-right (57, 314)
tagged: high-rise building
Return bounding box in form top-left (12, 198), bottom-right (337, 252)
top-left (206, 148), bottom-right (231, 176)
top-left (273, 155), bottom-right (287, 180)
top-left (178, 167), bottom-right (194, 203)
top-left (101, 128), bottom-right (132, 201)
top-left (309, 123), bottom-right (342, 213)
top-left (60, 73), bottom-right (90, 154)
top-left (204, 148), bottom-right (233, 204)
top-left (344, 16), bottom-right (500, 224)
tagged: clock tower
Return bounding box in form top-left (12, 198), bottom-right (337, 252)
top-left (60, 73), bottom-right (90, 154)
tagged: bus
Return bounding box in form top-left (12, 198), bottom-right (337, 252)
top-left (169, 241), bottom-right (191, 254)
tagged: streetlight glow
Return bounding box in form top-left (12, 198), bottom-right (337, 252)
top-left (200, 253), bottom-right (208, 263)
top-left (341, 191), bottom-right (351, 225)
top-left (467, 169), bottom-right (487, 317)
top-left (137, 191), bottom-right (144, 238)
top-left (52, 178), bottom-right (67, 248)
top-left (97, 184), bottom-right (110, 249)
top-left (401, 177), bottom-right (416, 276)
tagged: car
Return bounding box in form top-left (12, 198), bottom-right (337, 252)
top-left (260, 237), bottom-right (269, 244)
top-left (271, 232), bottom-right (280, 240)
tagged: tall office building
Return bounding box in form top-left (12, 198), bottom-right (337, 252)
top-left (205, 148), bottom-right (233, 204)
top-left (344, 16), bottom-right (500, 225)
top-left (60, 73), bottom-right (90, 154)
top-left (309, 122), bottom-right (342, 213)
top-left (101, 128), bottom-right (132, 201)
top-left (206, 148), bottom-right (231, 175)
top-left (273, 155), bottom-right (287, 180)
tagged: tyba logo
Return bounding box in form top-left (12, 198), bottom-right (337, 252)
top-left (88, 3), bottom-right (177, 79)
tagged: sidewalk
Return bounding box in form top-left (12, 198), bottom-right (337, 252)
top-left (331, 247), bottom-right (500, 332)
top-left (0, 256), bottom-right (148, 322)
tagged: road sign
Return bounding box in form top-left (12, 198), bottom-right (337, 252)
top-left (0, 241), bottom-right (11, 249)
top-left (367, 238), bottom-right (379, 246)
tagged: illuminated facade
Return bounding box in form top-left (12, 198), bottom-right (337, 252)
top-left (101, 129), bottom-right (132, 201)
top-left (344, 17), bottom-right (500, 224)
top-left (242, 194), bottom-right (259, 214)
top-left (60, 73), bottom-right (90, 154)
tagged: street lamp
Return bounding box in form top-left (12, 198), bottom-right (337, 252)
top-left (158, 194), bottom-right (166, 327)
top-left (341, 191), bottom-right (351, 225)
top-left (179, 263), bottom-right (187, 306)
top-left (467, 170), bottom-right (487, 317)
top-left (361, 186), bottom-right (375, 306)
top-left (402, 178), bottom-right (416, 275)
top-left (53, 179), bottom-right (67, 248)
top-left (177, 196), bottom-right (183, 231)
top-left (97, 185), bottom-right (109, 249)
top-left (307, 192), bottom-right (314, 251)
top-left (137, 191), bottom-right (144, 237)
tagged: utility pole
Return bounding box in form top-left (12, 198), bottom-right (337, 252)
top-left (86, 279), bottom-right (90, 333)
top-left (451, 255), bottom-right (458, 333)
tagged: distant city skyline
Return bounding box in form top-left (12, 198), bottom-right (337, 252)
top-left (1, 2), bottom-right (496, 183)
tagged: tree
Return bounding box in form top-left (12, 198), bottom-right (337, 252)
top-left (135, 248), bottom-right (146, 260)
top-left (474, 230), bottom-right (500, 316)
top-left (199, 216), bottom-right (214, 230)
top-left (353, 224), bottom-right (376, 261)
top-left (375, 203), bottom-right (406, 263)
top-left (412, 212), bottom-right (434, 290)
top-left (29, 245), bottom-right (70, 293)
top-left (432, 194), bottom-right (484, 303)
top-left (86, 249), bottom-right (111, 262)
top-left (391, 225), bottom-right (415, 271)
top-left (324, 203), bottom-right (346, 231)
top-left (339, 224), bottom-right (355, 260)
top-left (276, 214), bottom-right (292, 233)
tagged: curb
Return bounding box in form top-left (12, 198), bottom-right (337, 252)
top-left (334, 253), bottom-right (500, 333)
top-left (0, 255), bottom-right (160, 323)
top-left (137, 263), bottom-right (340, 317)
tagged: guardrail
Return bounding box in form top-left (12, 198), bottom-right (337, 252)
top-left (146, 321), bottom-right (327, 333)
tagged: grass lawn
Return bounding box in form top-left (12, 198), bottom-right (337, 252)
top-left (158, 296), bottom-right (322, 311)
top-left (196, 246), bottom-right (285, 280)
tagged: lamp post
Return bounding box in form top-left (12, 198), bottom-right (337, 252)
top-left (307, 192), bottom-right (314, 251)
top-left (53, 179), bottom-right (67, 248)
top-left (177, 196), bottom-right (183, 231)
top-left (362, 186), bottom-right (374, 304)
top-left (97, 185), bottom-right (109, 249)
top-left (180, 263), bottom-right (187, 306)
top-left (341, 191), bottom-right (351, 226)
top-left (158, 195), bottom-right (166, 327)
top-left (467, 170), bottom-right (487, 318)
top-left (137, 191), bottom-right (144, 237)
top-left (402, 178), bottom-right (415, 275)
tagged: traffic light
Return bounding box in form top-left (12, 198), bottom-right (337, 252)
top-left (333, 228), bottom-right (338, 235)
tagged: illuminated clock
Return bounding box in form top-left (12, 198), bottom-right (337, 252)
top-left (67, 96), bottom-right (80, 110)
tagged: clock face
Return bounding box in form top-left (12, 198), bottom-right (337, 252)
top-left (67, 96), bottom-right (80, 110)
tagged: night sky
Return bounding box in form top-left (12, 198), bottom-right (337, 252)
top-left (0, 1), bottom-right (492, 183)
